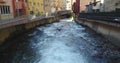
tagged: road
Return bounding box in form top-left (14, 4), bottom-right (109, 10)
top-left (0, 19), bottom-right (120, 63)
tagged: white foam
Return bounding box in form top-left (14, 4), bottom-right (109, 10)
top-left (34, 19), bottom-right (87, 63)
top-left (38, 39), bottom-right (86, 63)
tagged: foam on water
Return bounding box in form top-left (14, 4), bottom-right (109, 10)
top-left (38, 38), bottom-right (86, 63)
top-left (35, 19), bottom-right (87, 63)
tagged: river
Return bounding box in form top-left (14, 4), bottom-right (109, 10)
top-left (0, 19), bottom-right (120, 63)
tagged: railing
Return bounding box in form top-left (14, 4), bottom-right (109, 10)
top-left (54, 10), bottom-right (71, 16)
top-left (0, 10), bottom-right (71, 29)
top-left (78, 12), bottom-right (120, 24)
top-left (0, 18), bottom-right (26, 25)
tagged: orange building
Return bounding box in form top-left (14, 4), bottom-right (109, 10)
top-left (12, 0), bottom-right (28, 18)
top-left (80, 0), bottom-right (91, 13)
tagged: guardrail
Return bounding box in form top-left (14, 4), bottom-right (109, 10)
top-left (54, 10), bottom-right (71, 16)
top-left (0, 18), bottom-right (26, 25)
top-left (0, 10), bottom-right (71, 29)
top-left (78, 12), bottom-right (120, 24)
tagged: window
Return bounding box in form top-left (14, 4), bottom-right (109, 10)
top-left (115, 1), bottom-right (120, 6)
top-left (37, 3), bottom-right (39, 6)
top-left (41, 3), bottom-right (43, 6)
top-left (33, 2), bottom-right (35, 5)
top-left (29, 2), bottom-right (32, 6)
top-left (0, 5), bottom-right (10, 14)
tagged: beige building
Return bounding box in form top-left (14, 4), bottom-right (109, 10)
top-left (65, 0), bottom-right (76, 10)
top-left (104, 0), bottom-right (120, 12)
top-left (65, 0), bottom-right (72, 10)
top-left (44, 0), bottom-right (66, 15)
top-left (0, 0), bottom-right (13, 20)
top-left (44, 0), bottom-right (53, 15)
top-left (57, 0), bottom-right (66, 11)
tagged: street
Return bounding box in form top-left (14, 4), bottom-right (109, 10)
top-left (0, 19), bottom-right (120, 63)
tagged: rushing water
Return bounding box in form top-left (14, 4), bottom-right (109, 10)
top-left (0, 19), bottom-right (120, 63)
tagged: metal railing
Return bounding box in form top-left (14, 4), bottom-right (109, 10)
top-left (0, 10), bottom-right (71, 29)
top-left (78, 12), bottom-right (120, 23)
top-left (54, 10), bottom-right (71, 16)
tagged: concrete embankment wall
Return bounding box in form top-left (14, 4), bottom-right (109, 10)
top-left (0, 15), bottom-right (68, 45)
top-left (76, 19), bottom-right (120, 47)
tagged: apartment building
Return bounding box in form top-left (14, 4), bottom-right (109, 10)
top-left (86, 0), bottom-right (104, 13)
top-left (80, 0), bottom-right (91, 12)
top-left (12, 0), bottom-right (28, 18)
top-left (44, 0), bottom-right (66, 15)
top-left (65, 0), bottom-right (72, 10)
top-left (0, 0), bottom-right (13, 20)
top-left (28, 0), bottom-right (44, 16)
top-left (104, 0), bottom-right (120, 12)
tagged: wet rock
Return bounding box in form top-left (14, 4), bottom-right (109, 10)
top-left (56, 28), bottom-right (62, 31)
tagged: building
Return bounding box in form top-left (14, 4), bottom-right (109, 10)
top-left (12, 0), bottom-right (28, 18)
top-left (80, 0), bottom-right (91, 12)
top-left (44, 0), bottom-right (57, 15)
top-left (72, 0), bottom-right (80, 15)
top-left (57, 0), bottom-right (66, 11)
top-left (65, 0), bottom-right (72, 10)
top-left (92, 0), bottom-right (102, 13)
top-left (86, 0), bottom-right (120, 13)
top-left (50, 0), bottom-right (58, 13)
top-left (28, 0), bottom-right (44, 16)
top-left (44, 0), bottom-right (66, 15)
top-left (86, 3), bottom-right (93, 13)
top-left (104, 0), bottom-right (120, 12)
top-left (65, 0), bottom-right (76, 11)
top-left (44, 0), bottom-right (58, 15)
top-left (44, 0), bottom-right (51, 15)
top-left (0, 0), bottom-right (14, 20)
top-left (85, 0), bottom-right (104, 13)
top-left (54, 0), bottom-right (66, 13)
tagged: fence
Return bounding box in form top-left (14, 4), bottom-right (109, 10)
top-left (0, 10), bottom-right (71, 29)
top-left (78, 12), bottom-right (120, 23)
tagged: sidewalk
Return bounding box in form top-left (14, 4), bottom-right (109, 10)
top-left (0, 16), bottom-right (55, 29)
top-left (0, 10), bottom-right (71, 29)
top-left (0, 18), bottom-right (26, 25)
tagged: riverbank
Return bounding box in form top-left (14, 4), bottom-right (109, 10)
top-left (76, 18), bottom-right (120, 47)
top-left (0, 13), bottom-right (70, 45)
